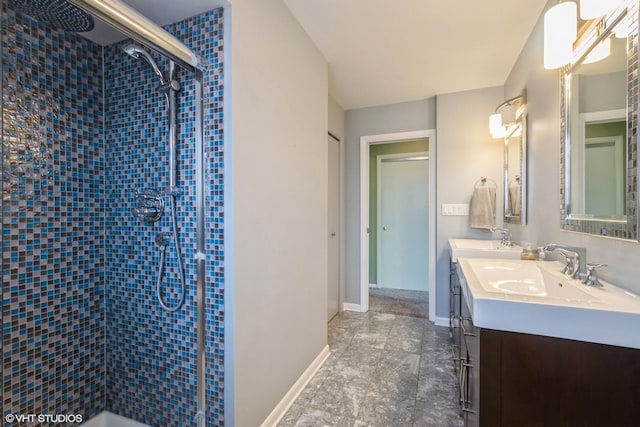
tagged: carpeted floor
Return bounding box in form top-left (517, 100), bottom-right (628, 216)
top-left (369, 287), bottom-right (428, 318)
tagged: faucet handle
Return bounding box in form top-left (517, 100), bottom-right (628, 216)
top-left (555, 248), bottom-right (577, 276)
top-left (583, 263), bottom-right (607, 287)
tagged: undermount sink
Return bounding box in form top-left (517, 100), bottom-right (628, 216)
top-left (467, 259), bottom-right (596, 301)
top-left (449, 238), bottom-right (522, 262)
top-left (457, 258), bottom-right (640, 349)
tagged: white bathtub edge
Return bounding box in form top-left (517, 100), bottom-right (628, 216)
top-left (81, 411), bottom-right (150, 427)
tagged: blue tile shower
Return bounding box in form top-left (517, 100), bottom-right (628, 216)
top-left (1, 1), bottom-right (224, 425)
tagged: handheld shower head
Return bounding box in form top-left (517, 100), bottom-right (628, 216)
top-left (123, 44), bottom-right (166, 85)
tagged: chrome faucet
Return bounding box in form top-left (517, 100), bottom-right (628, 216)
top-left (583, 263), bottom-right (607, 287)
top-left (542, 244), bottom-right (587, 280)
top-left (491, 227), bottom-right (512, 247)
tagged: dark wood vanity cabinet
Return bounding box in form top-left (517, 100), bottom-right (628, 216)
top-left (452, 267), bottom-right (640, 426)
top-left (459, 321), bottom-right (640, 426)
top-left (459, 293), bottom-right (479, 425)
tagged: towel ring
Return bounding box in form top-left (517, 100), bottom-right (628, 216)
top-left (475, 176), bottom-right (497, 188)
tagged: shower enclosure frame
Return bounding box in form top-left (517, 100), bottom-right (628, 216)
top-left (67, 1), bottom-right (209, 424)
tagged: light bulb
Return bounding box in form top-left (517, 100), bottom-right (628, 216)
top-left (583, 37), bottom-right (611, 64)
top-left (544, 2), bottom-right (578, 69)
top-left (580, 0), bottom-right (612, 19)
top-left (490, 114), bottom-right (505, 138)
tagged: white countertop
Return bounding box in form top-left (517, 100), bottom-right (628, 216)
top-left (457, 257), bottom-right (640, 349)
top-left (448, 238), bottom-right (522, 262)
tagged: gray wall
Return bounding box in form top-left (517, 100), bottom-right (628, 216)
top-left (344, 99), bottom-right (436, 304)
top-left (229, 0), bottom-right (329, 425)
top-left (435, 86), bottom-right (506, 319)
top-left (504, 0), bottom-right (640, 293)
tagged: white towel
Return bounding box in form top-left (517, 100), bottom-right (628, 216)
top-left (470, 186), bottom-right (496, 230)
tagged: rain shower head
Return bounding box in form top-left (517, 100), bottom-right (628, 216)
top-left (123, 44), bottom-right (167, 85)
top-left (10, 0), bottom-right (95, 32)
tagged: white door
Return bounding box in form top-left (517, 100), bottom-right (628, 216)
top-left (327, 135), bottom-right (340, 321)
top-left (585, 137), bottom-right (624, 216)
top-left (378, 157), bottom-right (429, 291)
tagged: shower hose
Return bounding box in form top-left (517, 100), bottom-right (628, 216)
top-left (156, 194), bottom-right (186, 312)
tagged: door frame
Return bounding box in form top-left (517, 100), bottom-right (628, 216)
top-left (327, 132), bottom-right (342, 321)
top-left (376, 152), bottom-right (429, 289)
top-left (359, 130), bottom-right (436, 321)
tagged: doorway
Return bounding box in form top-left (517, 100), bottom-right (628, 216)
top-left (377, 153), bottom-right (429, 291)
top-left (359, 130), bottom-right (436, 321)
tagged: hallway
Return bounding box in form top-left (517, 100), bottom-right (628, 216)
top-left (278, 309), bottom-right (463, 426)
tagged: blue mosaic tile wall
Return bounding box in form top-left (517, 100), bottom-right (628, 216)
top-left (2, 2), bottom-right (224, 425)
top-left (1, 0), bottom-right (106, 422)
top-left (103, 9), bottom-right (224, 426)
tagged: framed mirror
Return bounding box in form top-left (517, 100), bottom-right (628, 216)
top-left (504, 111), bottom-right (527, 225)
top-left (560, 0), bottom-right (638, 240)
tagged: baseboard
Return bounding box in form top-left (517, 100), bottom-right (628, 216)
top-left (260, 345), bottom-right (331, 427)
top-left (434, 316), bottom-right (450, 327)
top-left (342, 303), bottom-right (362, 312)
top-left (368, 283), bottom-right (378, 288)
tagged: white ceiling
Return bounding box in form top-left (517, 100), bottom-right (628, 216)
top-left (284, 0), bottom-right (548, 110)
top-left (80, 0), bottom-right (547, 110)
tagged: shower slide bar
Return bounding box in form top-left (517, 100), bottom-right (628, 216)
top-left (67, 0), bottom-right (204, 71)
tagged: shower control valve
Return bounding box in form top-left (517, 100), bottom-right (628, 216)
top-left (133, 189), bottom-right (164, 223)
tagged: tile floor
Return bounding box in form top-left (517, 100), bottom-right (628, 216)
top-left (277, 308), bottom-right (463, 426)
top-left (369, 288), bottom-right (429, 319)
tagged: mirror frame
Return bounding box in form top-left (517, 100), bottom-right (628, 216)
top-left (560, 1), bottom-right (639, 240)
top-left (504, 111), bottom-right (527, 225)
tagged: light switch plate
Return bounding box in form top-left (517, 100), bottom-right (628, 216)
top-left (442, 203), bottom-right (469, 216)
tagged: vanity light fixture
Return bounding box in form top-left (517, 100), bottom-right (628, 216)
top-left (489, 90), bottom-right (527, 139)
top-left (583, 37), bottom-right (611, 63)
top-left (490, 114), bottom-right (506, 138)
top-left (614, 15), bottom-right (630, 38)
top-left (544, 1), bottom-right (577, 69)
top-left (580, 0), bottom-right (616, 19)
top-left (581, 0), bottom-right (625, 20)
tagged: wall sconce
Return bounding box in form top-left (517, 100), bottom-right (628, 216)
top-left (544, 1), bottom-right (623, 69)
top-left (489, 90), bottom-right (527, 139)
top-left (490, 113), bottom-right (506, 138)
top-left (583, 37), bottom-right (611, 63)
top-left (580, 0), bottom-right (613, 19)
top-left (544, 2), bottom-right (577, 69)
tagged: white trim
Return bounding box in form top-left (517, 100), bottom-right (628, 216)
top-left (343, 303), bottom-right (363, 312)
top-left (260, 345), bottom-right (331, 427)
top-left (434, 316), bottom-right (450, 327)
top-left (376, 152), bottom-right (429, 289)
top-left (360, 130), bottom-right (437, 322)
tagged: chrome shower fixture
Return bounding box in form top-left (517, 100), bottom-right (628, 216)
top-left (133, 189), bottom-right (164, 223)
top-left (10, 0), bottom-right (95, 32)
top-left (155, 232), bottom-right (172, 249)
top-left (125, 45), bottom-right (185, 313)
top-left (123, 44), bottom-right (167, 85)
